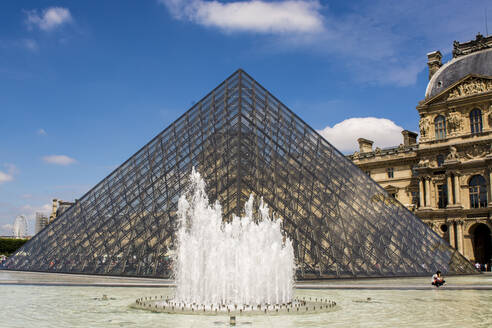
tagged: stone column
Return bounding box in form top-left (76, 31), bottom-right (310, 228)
top-left (419, 178), bottom-right (425, 208)
top-left (430, 180), bottom-right (436, 208)
top-left (448, 221), bottom-right (456, 249)
top-left (456, 220), bottom-right (464, 254)
top-left (489, 170), bottom-right (492, 205)
top-left (425, 178), bottom-right (431, 207)
top-left (447, 175), bottom-right (453, 206)
top-left (454, 174), bottom-right (461, 205)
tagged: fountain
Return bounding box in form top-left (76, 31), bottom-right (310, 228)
top-left (133, 169), bottom-right (337, 316)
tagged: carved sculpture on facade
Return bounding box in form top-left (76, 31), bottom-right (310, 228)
top-left (374, 147), bottom-right (382, 155)
top-left (352, 151), bottom-right (359, 160)
top-left (465, 143), bottom-right (488, 159)
top-left (419, 117), bottom-right (430, 138)
top-left (446, 145), bottom-right (459, 161)
top-left (452, 40), bottom-right (464, 57)
top-left (447, 78), bottom-right (492, 100)
top-left (487, 105), bottom-right (492, 124)
top-left (452, 33), bottom-right (492, 58)
top-left (418, 158), bottom-right (430, 167)
top-left (447, 111), bottom-right (463, 133)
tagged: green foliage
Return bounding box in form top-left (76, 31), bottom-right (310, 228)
top-left (0, 238), bottom-right (28, 256)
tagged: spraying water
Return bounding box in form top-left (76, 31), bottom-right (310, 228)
top-left (173, 168), bottom-right (295, 307)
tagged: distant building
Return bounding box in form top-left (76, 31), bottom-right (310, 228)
top-left (35, 212), bottom-right (49, 234)
top-left (49, 198), bottom-right (75, 224)
top-left (32, 198), bottom-right (74, 236)
top-left (349, 34), bottom-right (492, 267)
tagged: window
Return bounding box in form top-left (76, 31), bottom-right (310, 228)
top-left (387, 167), bottom-right (394, 179)
top-left (470, 109), bottom-right (483, 134)
top-left (391, 193), bottom-right (397, 199)
top-left (434, 115), bottom-right (446, 140)
top-left (469, 175), bottom-right (487, 208)
top-left (437, 184), bottom-right (448, 208)
top-left (411, 191), bottom-right (420, 207)
top-left (437, 155), bottom-right (445, 167)
top-left (365, 171), bottom-right (371, 176)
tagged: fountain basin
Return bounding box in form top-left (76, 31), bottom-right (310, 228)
top-left (132, 296), bottom-right (338, 316)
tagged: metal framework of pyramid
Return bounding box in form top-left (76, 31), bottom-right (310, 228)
top-left (4, 70), bottom-right (475, 278)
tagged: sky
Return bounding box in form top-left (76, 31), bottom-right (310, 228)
top-left (0, 0), bottom-right (490, 234)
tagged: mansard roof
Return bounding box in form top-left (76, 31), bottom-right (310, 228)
top-left (426, 48), bottom-right (492, 99)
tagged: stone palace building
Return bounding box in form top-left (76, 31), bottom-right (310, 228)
top-left (349, 34), bottom-right (492, 267)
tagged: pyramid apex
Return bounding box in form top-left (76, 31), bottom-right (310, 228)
top-left (233, 68), bottom-right (246, 76)
top-left (5, 65), bottom-right (476, 279)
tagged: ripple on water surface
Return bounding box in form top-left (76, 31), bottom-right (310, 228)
top-left (1, 282), bottom-right (492, 328)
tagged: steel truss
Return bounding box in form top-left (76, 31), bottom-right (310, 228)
top-left (4, 70), bottom-right (476, 278)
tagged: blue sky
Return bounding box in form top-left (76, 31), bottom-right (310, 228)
top-left (0, 0), bottom-right (490, 234)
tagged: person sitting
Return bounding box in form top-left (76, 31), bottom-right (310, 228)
top-left (431, 270), bottom-right (445, 287)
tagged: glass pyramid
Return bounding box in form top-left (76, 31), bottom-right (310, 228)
top-left (4, 70), bottom-right (475, 278)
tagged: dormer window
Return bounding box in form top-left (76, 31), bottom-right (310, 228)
top-left (470, 108), bottom-right (482, 134)
top-left (434, 115), bottom-right (446, 140)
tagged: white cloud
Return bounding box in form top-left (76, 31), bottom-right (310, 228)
top-left (160, 0), bottom-right (323, 33)
top-left (318, 117), bottom-right (404, 153)
top-left (42, 155), bottom-right (77, 166)
top-left (0, 164), bottom-right (18, 185)
top-left (0, 224), bottom-right (14, 235)
top-left (20, 203), bottom-right (52, 216)
top-left (25, 7), bottom-right (73, 31)
top-left (0, 172), bottom-right (13, 184)
top-left (160, 0), bottom-right (490, 86)
top-left (37, 128), bottom-right (47, 135)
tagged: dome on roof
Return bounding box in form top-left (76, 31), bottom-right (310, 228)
top-left (425, 48), bottom-right (492, 99)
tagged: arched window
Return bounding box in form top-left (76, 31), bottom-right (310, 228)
top-left (469, 175), bottom-right (487, 208)
top-left (470, 109), bottom-right (483, 134)
top-left (435, 115), bottom-right (446, 140)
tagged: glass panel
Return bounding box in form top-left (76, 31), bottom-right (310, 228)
top-left (3, 70), bottom-right (476, 279)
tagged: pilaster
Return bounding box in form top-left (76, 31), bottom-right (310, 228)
top-left (446, 174), bottom-right (453, 206)
top-left (448, 221), bottom-right (456, 249)
top-left (425, 178), bottom-right (431, 208)
top-left (456, 220), bottom-right (464, 255)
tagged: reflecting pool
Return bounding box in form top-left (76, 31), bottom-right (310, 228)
top-left (1, 272), bottom-right (492, 328)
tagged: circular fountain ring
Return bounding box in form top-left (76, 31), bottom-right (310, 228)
top-left (132, 296), bottom-right (338, 316)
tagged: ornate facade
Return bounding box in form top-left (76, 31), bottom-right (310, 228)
top-left (350, 34), bottom-right (492, 268)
